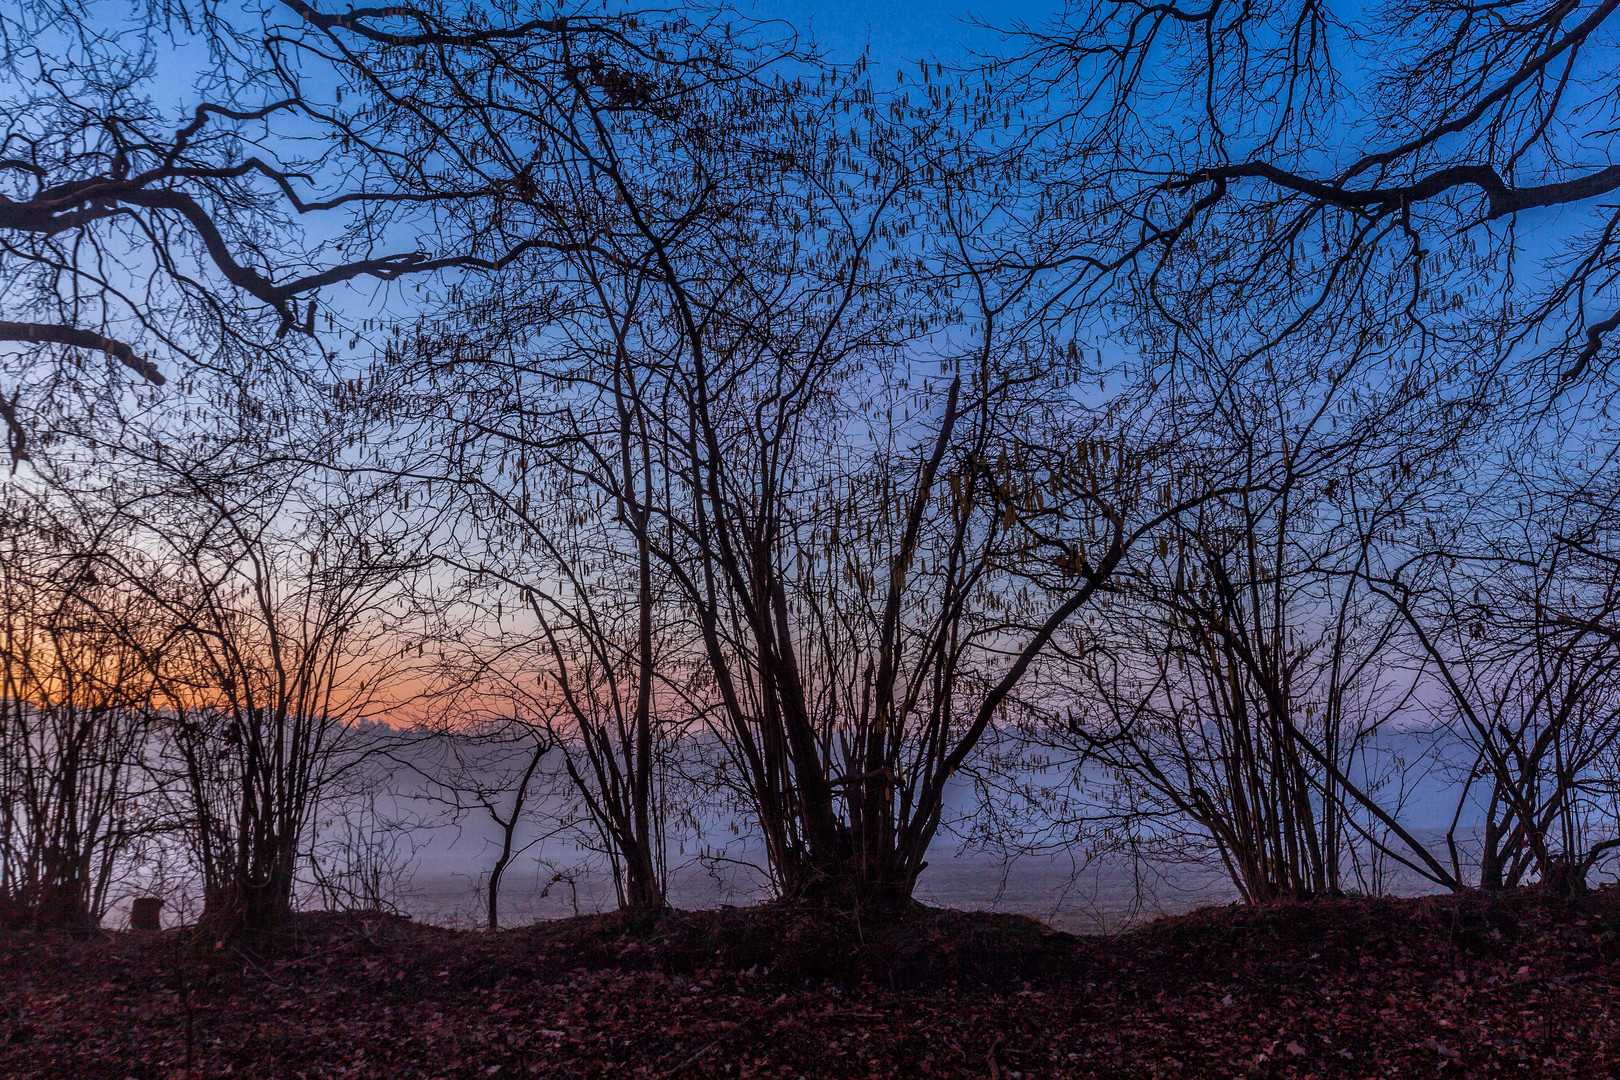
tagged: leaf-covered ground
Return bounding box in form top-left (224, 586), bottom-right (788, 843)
top-left (4, 887), bottom-right (1619, 1078)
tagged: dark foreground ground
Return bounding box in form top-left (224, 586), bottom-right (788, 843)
top-left (4, 888), bottom-right (1619, 1079)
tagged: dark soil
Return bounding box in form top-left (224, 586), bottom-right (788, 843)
top-left (5, 887), bottom-right (1620, 1078)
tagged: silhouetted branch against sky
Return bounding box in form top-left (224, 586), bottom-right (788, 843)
top-left (0, 0), bottom-right (776, 461)
top-left (983, 0), bottom-right (1620, 408)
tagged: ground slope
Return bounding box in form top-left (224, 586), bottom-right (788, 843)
top-left (3, 888), bottom-right (1618, 1078)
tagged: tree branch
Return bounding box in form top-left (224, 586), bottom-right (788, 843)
top-left (0, 320), bottom-right (164, 385)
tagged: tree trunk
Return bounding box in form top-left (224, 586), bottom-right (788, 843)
top-left (487, 834), bottom-right (515, 930)
top-left (203, 842), bottom-right (296, 935)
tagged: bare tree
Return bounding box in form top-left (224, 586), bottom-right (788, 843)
top-left (121, 462), bottom-right (430, 934)
top-left (361, 4), bottom-right (1328, 908)
top-left (929, 0), bottom-right (1620, 906)
top-left (0, 485), bottom-right (161, 926)
top-left (356, 8), bottom-right (808, 909)
top-left (397, 703), bottom-right (572, 930)
top-left (1375, 460), bottom-right (1620, 892)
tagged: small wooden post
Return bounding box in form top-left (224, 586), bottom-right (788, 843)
top-left (130, 897), bottom-right (162, 932)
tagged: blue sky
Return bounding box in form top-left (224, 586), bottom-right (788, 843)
top-left (749, 0), bottom-right (1057, 67)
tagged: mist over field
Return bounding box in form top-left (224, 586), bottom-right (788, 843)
top-left (192, 729), bottom-right (1573, 934)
